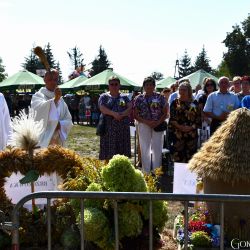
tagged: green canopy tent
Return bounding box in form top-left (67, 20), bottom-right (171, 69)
top-left (0, 70), bottom-right (44, 92)
top-left (156, 76), bottom-right (176, 90)
top-left (60, 75), bottom-right (88, 90)
top-left (178, 69), bottom-right (218, 89)
top-left (74, 69), bottom-right (140, 91)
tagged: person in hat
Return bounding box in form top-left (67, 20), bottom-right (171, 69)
top-left (31, 69), bottom-right (73, 147)
top-left (0, 92), bottom-right (12, 150)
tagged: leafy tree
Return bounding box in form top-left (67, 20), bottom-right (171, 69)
top-left (0, 57), bottom-right (8, 82)
top-left (178, 49), bottom-right (193, 78)
top-left (214, 60), bottom-right (232, 78)
top-left (193, 46), bottom-right (212, 73)
top-left (242, 15), bottom-right (250, 71)
top-left (150, 71), bottom-right (164, 81)
top-left (67, 46), bottom-right (84, 70)
top-left (223, 23), bottom-right (249, 76)
top-left (90, 45), bottom-right (111, 76)
top-left (56, 61), bottom-right (63, 84)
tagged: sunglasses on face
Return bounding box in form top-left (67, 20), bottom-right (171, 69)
top-left (206, 83), bottom-right (214, 87)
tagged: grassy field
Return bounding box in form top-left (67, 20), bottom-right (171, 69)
top-left (65, 124), bottom-right (100, 158)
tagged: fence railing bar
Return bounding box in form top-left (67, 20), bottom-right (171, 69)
top-left (10, 191), bottom-right (250, 249)
top-left (80, 198), bottom-right (84, 250)
top-left (184, 201), bottom-right (189, 250)
top-left (149, 200), bottom-right (153, 250)
top-left (220, 202), bottom-right (224, 250)
top-left (114, 200), bottom-right (119, 250)
top-left (47, 198), bottom-right (51, 250)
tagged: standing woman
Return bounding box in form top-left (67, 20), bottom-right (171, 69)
top-left (134, 76), bottom-right (168, 173)
top-left (169, 81), bottom-right (201, 163)
top-left (198, 78), bottom-right (217, 124)
top-left (98, 76), bottom-right (132, 161)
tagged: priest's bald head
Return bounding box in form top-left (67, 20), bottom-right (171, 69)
top-left (44, 69), bottom-right (59, 92)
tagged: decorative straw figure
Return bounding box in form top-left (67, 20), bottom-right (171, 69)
top-left (188, 108), bottom-right (250, 239)
top-left (10, 108), bottom-right (44, 212)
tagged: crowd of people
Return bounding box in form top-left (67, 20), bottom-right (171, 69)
top-left (1, 71), bottom-right (250, 175)
top-left (97, 74), bottom-right (250, 173)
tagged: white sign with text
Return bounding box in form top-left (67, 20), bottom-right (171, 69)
top-left (173, 162), bottom-right (197, 194)
top-left (4, 172), bottom-right (58, 204)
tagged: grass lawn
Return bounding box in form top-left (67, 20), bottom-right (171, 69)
top-left (65, 124), bottom-right (100, 158)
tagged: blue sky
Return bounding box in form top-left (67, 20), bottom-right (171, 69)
top-left (0, 0), bottom-right (249, 83)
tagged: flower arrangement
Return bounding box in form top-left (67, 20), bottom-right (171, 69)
top-left (176, 210), bottom-right (220, 249)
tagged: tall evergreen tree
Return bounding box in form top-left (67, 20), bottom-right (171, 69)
top-left (44, 43), bottom-right (56, 69)
top-left (194, 46), bottom-right (212, 73)
top-left (0, 57), bottom-right (8, 82)
top-left (22, 50), bottom-right (41, 74)
top-left (150, 71), bottom-right (164, 81)
top-left (178, 50), bottom-right (193, 78)
top-left (223, 24), bottom-right (249, 76)
top-left (56, 61), bottom-right (63, 84)
top-left (90, 45), bottom-right (111, 76)
top-left (67, 46), bottom-right (84, 70)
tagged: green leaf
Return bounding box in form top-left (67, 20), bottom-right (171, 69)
top-left (19, 170), bottom-right (39, 184)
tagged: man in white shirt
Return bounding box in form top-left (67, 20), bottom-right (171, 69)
top-left (0, 92), bottom-right (12, 150)
top-left (31, 69), bottom-right (73, 148)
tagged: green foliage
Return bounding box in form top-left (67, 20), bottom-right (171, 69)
top-left (118, 202), bottom-right (143, 238)
top-left (193, 46), bottom-right (212, 73)
top-left (0, 57), bottom-right (8, 82)
top-left (60, 225), bottom-right (80, 250)
top-left (56, 61), bottom-right (63, 84)
top-left (134, 169), bottom-right (147, 192)
top-left (84, 183), bottom-right (104, 209)
top-left (44, 43), bottom-right (56, 69)
top-left (22, 49), bottom-right (41, 74)
top-left (101, 155), bottom-right (137, 192)
top-left (76, 207), bottom-right (110, 242)
top-left (178, 49), bottom-right (193, 78)
top-left (142, 200), bottom-right (168, 232)
top-left (0, 230), bottom-right (11, 249)
top-left (90, 45), bottom-right (111, 76)
top-left (151, 71), bottom-right (164, 81)
top-left (190, 231), bottom-right (212, 247)
top-left (222, 15), bottom-right (250, 76)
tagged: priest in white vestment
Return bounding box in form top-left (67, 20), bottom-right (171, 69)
top-left (31, 69), bottom-right (73, 148)
top-left (0, 92), bottom-right (12, 150)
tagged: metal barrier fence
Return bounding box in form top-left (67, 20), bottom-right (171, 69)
top-left (9, 191), bottom-right (250, 250)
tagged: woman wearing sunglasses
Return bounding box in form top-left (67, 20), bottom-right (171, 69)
top-left (98, 76), bottom-right (132, 161)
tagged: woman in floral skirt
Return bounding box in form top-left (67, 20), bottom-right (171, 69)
top-left (98, 76), bottom-right (132, 161)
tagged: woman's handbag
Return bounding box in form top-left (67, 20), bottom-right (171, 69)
top-left (154, 121), bottom-right (168, 132)
top-left (96, 114), bottom-right (106, 136)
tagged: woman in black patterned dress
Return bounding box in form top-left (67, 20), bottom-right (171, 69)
top-left (98, 76), bottom-right (132, 161)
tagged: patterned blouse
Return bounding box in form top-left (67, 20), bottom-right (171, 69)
top-left (134, 92), bottom-right (166, 121)
top-left (169, 98), bottom-right (201, 129)
top-left (98, 92), bottom-right (130, 123)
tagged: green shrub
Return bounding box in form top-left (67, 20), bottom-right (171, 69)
top-left (190, 231), bottom-right (212, 247)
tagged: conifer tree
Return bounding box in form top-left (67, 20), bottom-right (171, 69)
top-left (194, 46), bottom-right (212, 73)
top-left (44, 43), bottom-right (56, 69)
top-left (0, 57), bottom-right (8, 82)
top-left (178, 50), bottom-right (193, 78)
top-left (90, 45), bottom-right (111, 76)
